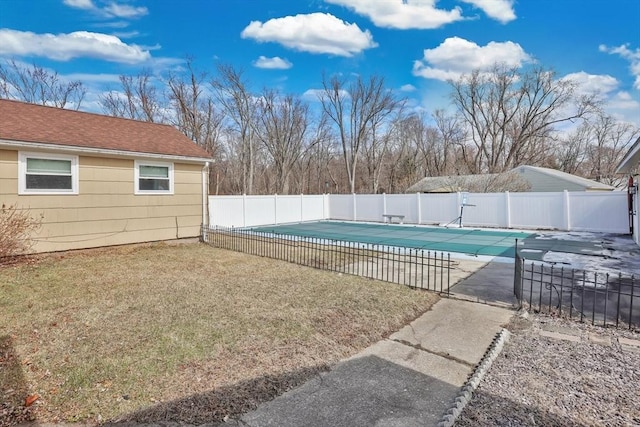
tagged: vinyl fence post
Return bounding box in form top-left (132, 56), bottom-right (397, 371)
top-left (242, 193), bottom-right (247, 228)
top-left (324, 193), bottom-right (330, 220)
top-left (383, 193), bottom-right (387, 217)
top-left (505, 191), bottom-right (511, 228)
top-left (563, 190), bottom-right (571, 231)
top-left (300, 193), bottom-right (304, 223)
top-left (416, 192), bottom-right (422, 225)
top-left (353, 192), bottom-right (357, 222)
top-left (274, 193), bottom-right (279, 225)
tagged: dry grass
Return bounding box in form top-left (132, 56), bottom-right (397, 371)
top-left (0, 242), bottom-right (438, 425)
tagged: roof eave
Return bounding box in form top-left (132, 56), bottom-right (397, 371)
top-left (616, 136), bottom-right (640, 174)
top-left (0, 138), bottom-right (213, 164)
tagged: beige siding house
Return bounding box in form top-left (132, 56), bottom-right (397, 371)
top-left (616, 136), bottom-right (640, 245)
top-left (0, 99), bottom-right (212, 253)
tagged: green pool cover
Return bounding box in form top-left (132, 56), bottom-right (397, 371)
top-left (251, 221), bottom-right (534, 258)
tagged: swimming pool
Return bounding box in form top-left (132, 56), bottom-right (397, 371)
top-left (251, 221), bottom-right (533, 258)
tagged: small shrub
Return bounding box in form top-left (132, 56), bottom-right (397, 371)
top-left (0, 203), bottom-right (42, 259)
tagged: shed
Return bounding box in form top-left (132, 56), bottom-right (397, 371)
top-left (0, 99), bottom-right (212, 253)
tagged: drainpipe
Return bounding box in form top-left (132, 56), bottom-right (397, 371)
top-left (202, 162), bottom-right (210, 238)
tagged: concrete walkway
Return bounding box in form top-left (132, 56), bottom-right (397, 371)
top-left (238, 299), bottom-right (513, 427)
top-left (449, 260), bottom-right (517, 307)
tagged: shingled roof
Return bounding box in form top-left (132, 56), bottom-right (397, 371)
top-left (406, 165), bottom-right (614, 193)
top-left (0, 99), bottom-right (211, 161)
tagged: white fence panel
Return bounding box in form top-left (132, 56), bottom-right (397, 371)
top-left (209, 195), bottom-right (245, 227)
top-left (355, 194), bottom-right (385, 222)
top-left (275, 195), bottom-right (303, 224)
top-left (385, 194), bottom-right (420, 223)
top-left (568, 192), bottom-right (628, 233)
top-left (209, 191), bottom-right (630, 234)
top-left (418, 193), bottom-right (458, 224)
top-left (301, 195), bottom-right (327, 222)
top-left (328, 194), bottom-right (354, 220)
top-left (244, 196), bottom-right (277, 227)
top-left (209, 194), bottom-right (328, 227)
top-left (464, 193), bottom-right (506, 228)
top-left (509, 192), bottom-right (565, 229)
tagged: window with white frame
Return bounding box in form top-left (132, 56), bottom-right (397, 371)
top-left (135, 160), bottom-right (173, 194)
top-left (18, 152), bottom-right (79, 194)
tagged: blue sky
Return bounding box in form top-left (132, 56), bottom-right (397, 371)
top-left (0, 0), bottom-right (639, 124)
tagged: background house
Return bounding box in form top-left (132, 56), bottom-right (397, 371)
top-left (616, 136), bottom-right (640, 245)
top-left (0, 99), bottom-right (212, 253)
top-left (406, 165), bottom-right (614, 193)
top-left (511, 165), bottom-right (614, 192)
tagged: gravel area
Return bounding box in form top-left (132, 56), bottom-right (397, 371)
top-left (457, 312), bottom-right (640, 427)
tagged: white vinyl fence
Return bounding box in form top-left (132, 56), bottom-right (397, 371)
top-left (209, 194), bottom-right (328, 228)
top-left (209, 191), bottom-right (630, 234)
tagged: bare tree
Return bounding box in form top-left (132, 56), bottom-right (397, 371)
top-left (362, 115), bottom-right (391, 193)
top-left (212, 65), bottom-right (258, 194)
top-left (100, 69), bottom-right (164, 122)
top-left (0, 60), bottom-right (85, 109)
top-left (585, 112), bottom-right (640, 186)
top-left (383, 115), bottom-right (420, 193)
top-left (555, 122), bottom-right (591, 175)
top-left (431, 110), bottom-right (468, 174)
top-left (255, 89), bottom-right (310, 194)
top-left (319, 73), bottom-right (402, 193)
top-left (299, 112), bottom-right (338, 194)
top-left (450, 64), bottom-right (596, 173)
top-left (167, 62), bottom-right (224, 157)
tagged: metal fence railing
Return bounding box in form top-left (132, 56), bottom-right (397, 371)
top-left (514, 251), bottom-right (638, 330)
top-left (202, 225), bottom-right (452, 294)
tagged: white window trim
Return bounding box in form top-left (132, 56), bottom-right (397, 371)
top-left (134, 160), bottom-right (174, 195)
top-left (18, 151), bottom-right (79, 195)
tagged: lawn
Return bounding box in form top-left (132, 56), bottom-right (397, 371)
top-left (0, 242), bottom-right (438, 425)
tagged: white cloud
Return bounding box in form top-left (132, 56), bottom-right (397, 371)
top-left (96, 20), bottom-right (131, 29)
top-left (609, 91), bottom-right (640, 110)
top-left (302, 89), bottom-right (324, 101)
top-left (459, 0), bottom-right (516, 23)
top-left (103, 2), bottom-right (148, 19)
top-left (302, 87), bottom-right (352, 102)
top-left (63, 72), bottom-right (122, 84)
top-left (0, 29), bottom-right (151, 63)
top-left (324, 0), bottom-right (463, 29)
top-left (600, 43), bottom-right (640, 90)
top-left (400, 84), bottom-right (417, 92)
top-left (63, 0), bottom-right (95, 10)
top-left (111, 30), bottom-right (141, 39)
top-left (562, 71), bottom-right (619, 96)
top-left (605, 91), bottom-right (640, 126)
top-left (241, 13), bottom-right (377, 57)
top-left (413, 37), bottom-right (530, 81)
top-left (253, 56), bottom-right (293, 70)
top-left (63, 0), bottom-right (148, 19)
top-left (562, 72), bottom-right (640, 126)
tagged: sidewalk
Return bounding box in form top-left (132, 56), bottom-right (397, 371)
top-left (237, 299), bottom-right (513, 427)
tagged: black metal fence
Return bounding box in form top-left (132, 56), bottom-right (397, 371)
top-left (202, 225), bottom-right (452, 294)
top-left (514, 252), bottom-right (638, 330)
